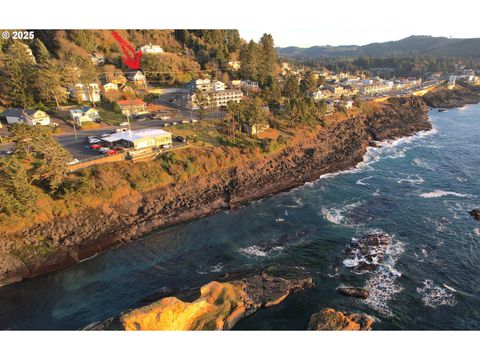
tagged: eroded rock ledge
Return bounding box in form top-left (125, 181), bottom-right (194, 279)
top-left (307, 308), bottom-right (374, 331)
top-left (121, 272), bottom-right (313, 330)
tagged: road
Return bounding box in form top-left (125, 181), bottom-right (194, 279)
top-left (0, 118), bottom-right (192, 159)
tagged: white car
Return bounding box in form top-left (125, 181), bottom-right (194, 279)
top-left (99, 147), bottom-right (110, 154)
top-left (67, 158), bottom-right (80, 165)
top-left (119, 122), bottom-right (129, 126)
top-left (88, 138), bottom-right (101, 144)
top-left (160, 115), bottom-right (170, 120)
top-left (115, 127), bottom-right (128, 133)
top-left (6, 148), bottom-right (14, 155)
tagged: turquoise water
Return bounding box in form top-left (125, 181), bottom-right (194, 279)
top-left (1, 105), bottom-right (479, 330)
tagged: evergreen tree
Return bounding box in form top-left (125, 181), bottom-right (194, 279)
top-left (2, 41), bottom-right (36, 107)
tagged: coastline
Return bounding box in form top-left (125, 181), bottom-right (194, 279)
top-left (0, 96), bottom-right (432, 287)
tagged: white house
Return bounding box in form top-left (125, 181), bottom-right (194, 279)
top-left (69, 83), bottom-right (101, 103)
top-left (1, 109), bottom-right (50, 126)
top-left (69, 106), bottom-right (99, 127)
top-left (127, 71), bottom-right (147, 86)
top-left (140, 43), bottom-right (164, 54)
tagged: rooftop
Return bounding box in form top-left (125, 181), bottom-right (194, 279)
top-left (102, 128), bottom-right (171, 143)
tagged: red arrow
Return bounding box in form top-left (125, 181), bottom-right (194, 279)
top-left (111, 31), bottom-right (143, 70)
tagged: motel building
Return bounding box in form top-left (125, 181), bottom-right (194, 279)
top-left (102, 129), bottom-right (172, 157)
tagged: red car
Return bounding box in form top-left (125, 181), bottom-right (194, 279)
top-left (106, 149), bottom-right (118, 155)
top-left (90, 144), bottom-right (101, 149)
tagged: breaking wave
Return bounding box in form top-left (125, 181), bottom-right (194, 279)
top-left (419, 190), bottom-right (472, 198)
top-left (322, 201), bottom-right (363, 226)
top-left (416, 280), bottom-right (457, 308)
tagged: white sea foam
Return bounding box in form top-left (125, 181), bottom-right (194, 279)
top-left (373, 189), bottom-right (381, 197)
top-left (419, 190), bottom-right (471, 198)
top-left (363, 267), bottom-right (403, 318)
top-left (396, 174), bottom-right (424, 185)
top-left (474, 228), bottom-right (480, 236)
top-left (416, 279), bottom-right (457, 308)
top-left (412, 157), bottom-right (435, 171)
top-left (238, 245), bottom-right (269, 257)
top-left (356, 176), bottom-right (373, 186)
top-left (322, 201), bottom-right (363, 226)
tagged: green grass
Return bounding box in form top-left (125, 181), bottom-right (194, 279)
top-left (98, 107), bottom-right (126, 126)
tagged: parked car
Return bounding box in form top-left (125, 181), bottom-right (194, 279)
top-left (161, 144), bottom-right (172, 149)
top-left (6, 148), bottom-right (14, 155)
top-left (99, 147), bottom-right (110, 154)
top-left (159, 115), bottom-right (170, 120)
top-left (175, 136), bottom-right (187, 143)
top-left (67, 158), bottom-right (80, 165)
top-left (106, 149), bottom-right (118, 155)
top-left (87, 137), bottom-right (101, 144)
top-left (115, 127), bottom-right (128, 133)
top-left (119, 122), bottom-right (129, 126)
top-left (90, 144), bottom-right (102, 149)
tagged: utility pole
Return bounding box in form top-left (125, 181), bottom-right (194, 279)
top-left (73, 120), bottom-right (78, 141)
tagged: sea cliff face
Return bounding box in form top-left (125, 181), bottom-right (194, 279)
top-left (0, 97), bottom-right (430, 287)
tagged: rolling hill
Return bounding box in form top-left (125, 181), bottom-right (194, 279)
top-left (276, 36), bottom-right (480, 59)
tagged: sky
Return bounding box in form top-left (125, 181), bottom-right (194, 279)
top-left (237, 0), bottom-right (479, 47)
top-left (3, 0), bottom-right (479, 48)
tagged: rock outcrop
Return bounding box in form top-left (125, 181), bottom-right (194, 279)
top-left (121, 272), bottom-right (313, 330)
top-left (342, 232), bottom-right (392, 272)
top-left (469, 209), bottom-right (480, 221)
top-left (307, 308), bottom-right (374, 331)
top-left (337, 286), bottom-right (369, 299)
top-left (0, 97), bottom-right (431, 287)
top-left (423, 86), bottom-right (480, 108)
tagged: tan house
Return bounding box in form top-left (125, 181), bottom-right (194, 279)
top-left (102, 82), bottom-right (119, 92)
top-left (242, 122), bottom-right (270, 135)
top-left (117, 99), bottom-right (148, 115)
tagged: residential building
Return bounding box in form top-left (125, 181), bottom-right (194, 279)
top-left (188, 79), bottom-right (225, 92)
top-left (70, 83), bottom-right (101, 103)
top-left (241, 80), bottom-right (259, 90)
top-left (116, 99), bottom-right (148, 115)
top-left (127, 71), bottom-right (147, 87)
top-left (188, 89), bottom-right (243, 109)
top-left (102, 128), bottom-right (172, 150)
top-left (242, 122), bottom-right (270, 135)
top-left (90, 52), bottom-right (105, 65)
top-left (228, 61), bottom-right (241, 71)
top-left (231, 79), bottom-right (242, 88)
top-left (140, 43), bottom-right (164, 54)
top-left (69, 106), bottom-right (99, 127)
top-left (102, 82), bottom-right (119, 92)
top-left (1, 109), bottom-right (50, 126)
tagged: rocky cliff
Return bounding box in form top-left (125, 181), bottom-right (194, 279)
top-left (423, 85), bottom-right (480, 108)
top-left (0, 97), bottom-right (430, 287)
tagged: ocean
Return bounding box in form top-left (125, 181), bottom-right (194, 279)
top-left (0, 104), bottom-right (479, 330)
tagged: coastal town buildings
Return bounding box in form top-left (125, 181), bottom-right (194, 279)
top-left (69, 106), bottom-right (99, 127)
top-left (188, 89), bottom-right (243, 109)
top-left (102, 128), bottom-right (172, 151)
top-left (127, 71), bottom-right (147, 87)
top-left (140, 44), bottom-right (164, 54)
top-left (116, 99), bottom-right (148, 115)
top-left (1, 109), bottom-right (50, 126)
top-left (69, 83), bottom-right (101, 103)
top-left (189, 79), bottom-right (226, 92)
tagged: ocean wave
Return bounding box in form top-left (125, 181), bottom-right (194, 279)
top-left (396, 174), bottom-right (424, 185)
top-left (416, 279), bottom-right (457, 308)
top-left (363, 267), bottom-right (403, 318)
top-left (196, 262), bottom-right (225, 274)
top-left (412, 157), bottom-right (435, 171)
top-left (322, 201), bottom-right (363, 226)
top-left (474, 228), bottom-right (480, 236)
top-left (356, 176), bottom-right (373, 186)
top-left (238, 245), bottom-right (269, 257)
top-left (419, 190), bottom-right (472, 198)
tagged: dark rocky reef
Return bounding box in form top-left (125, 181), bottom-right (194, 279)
top-left (337, 286), bottom-right (369, 299)
top-left (342, 232), bottom-right (393, 272)
top-left (469, 209), bottom-right (480, 221)
top-left (307, 308), bottom-right (374, 331)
